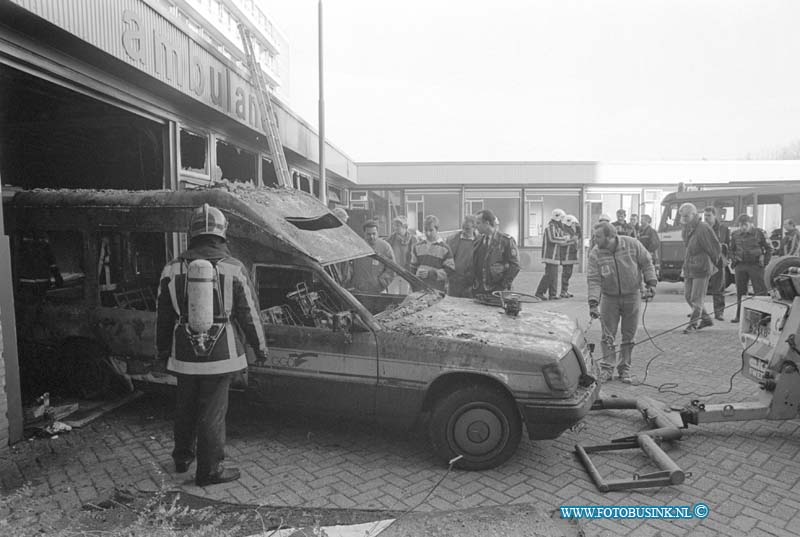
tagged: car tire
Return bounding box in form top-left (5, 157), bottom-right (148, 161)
top-left (763, 256), bottom-right (800, 292)
top-left (428, 384), bottom-right (522, 471)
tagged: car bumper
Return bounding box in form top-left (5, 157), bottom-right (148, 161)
top-left (518, 382), bottom-right (600, 440)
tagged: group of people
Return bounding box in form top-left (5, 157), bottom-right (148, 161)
top-left (340, 209), bottom-right (521, 299)
top-left (155, 201), bottom-right (800, 487)
top-left (588, 201), bottom-right (800, 384)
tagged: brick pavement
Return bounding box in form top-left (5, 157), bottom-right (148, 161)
top-left (2, 272), bottom-right (799, 536)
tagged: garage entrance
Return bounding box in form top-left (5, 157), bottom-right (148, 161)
top-left (0, 65), bottom-right (166, 190)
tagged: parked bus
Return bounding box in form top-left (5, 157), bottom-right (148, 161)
top-left (657, 184), bottom-right (800, 282)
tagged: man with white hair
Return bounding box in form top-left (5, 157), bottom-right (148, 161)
top-left (559, 214), bottom-right (581, 298)
top-left (679, 202), bottom-right (721, 333)
top-left (535, 209), bottom-right (569, 300)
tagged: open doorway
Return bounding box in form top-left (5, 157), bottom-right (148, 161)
top-left (0, 65), bottom-right (165, 190)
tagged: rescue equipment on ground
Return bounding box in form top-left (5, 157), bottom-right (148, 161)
top-left (576, 255), bottom-right (800, 492)
top-left (183, 259), bottom-right (226, 356)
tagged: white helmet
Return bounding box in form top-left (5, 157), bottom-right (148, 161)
top-left (552, 209), bottom-right (566, 222)
top-left (564, 214), bottom-right (577, 226)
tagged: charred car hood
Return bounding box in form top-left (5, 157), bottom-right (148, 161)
top-left (377, 294), bottom-right (578, 357)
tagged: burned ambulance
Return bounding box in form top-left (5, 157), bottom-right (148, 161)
top-left (3, 184), bottom-right (598, 470)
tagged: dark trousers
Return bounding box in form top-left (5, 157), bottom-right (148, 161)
top-left (707, 264), bottom-right (726, 318)
top-left (733, 263), bottom-right (767, 318)
top-left (173, 374), bottom-right (231, 480)
top-left (536, 263), bottom-right (559, 298)
top-left (561, 264), bottom-right (574, 294)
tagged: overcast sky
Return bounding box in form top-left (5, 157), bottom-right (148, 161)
top-left (260, 0), bottom-right (800, 163)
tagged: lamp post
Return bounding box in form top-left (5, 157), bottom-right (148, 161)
top-left (318, 0), bottom-right (327, 205)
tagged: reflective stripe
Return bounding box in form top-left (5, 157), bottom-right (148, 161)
top-left (165, 262), bottom-right (181, 315)
top-left (167, 353), bottom-right (247, 375)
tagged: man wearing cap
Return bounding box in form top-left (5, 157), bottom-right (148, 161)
top-left (156, 204), bottom-right (269, 486)
top-left (613, 209), bottom-right (636, 237)
top-left (729, 214), bottom-right (770, 323)
top-left (590, 214), bottom-right (612, 249)
top-left (535, 209), bottom-right (569, 300)
top-left (703, 207), bottom-right (731, 321)
top-left (679, 203), bottom-right (721, 332)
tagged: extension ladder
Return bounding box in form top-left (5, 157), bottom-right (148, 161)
top-left (238, 24), bottom-right (292, 188)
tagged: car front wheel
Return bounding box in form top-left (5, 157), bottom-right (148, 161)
top-left (428, 384), bottom-right (522, 471)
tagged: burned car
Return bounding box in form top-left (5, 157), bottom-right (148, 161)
top-left (4, 184), bottom-right (598, 470)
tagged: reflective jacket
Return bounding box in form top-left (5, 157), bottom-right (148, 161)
top-left (541, 219), bottom-right (569, 265)
top-left (473, 231), bottom-right (521, 292)
top-left (156, 240), bottom-right (267, 376)
top-left (587, 235), bottom-right (657, 302)
top-left (560, 224), bottom-right (581, 265)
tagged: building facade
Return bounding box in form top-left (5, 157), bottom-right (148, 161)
top-left (355, 160), bottom-right (800, 271)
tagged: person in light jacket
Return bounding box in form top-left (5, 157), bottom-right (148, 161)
top-left (587, 222), bottom-right (657, 383)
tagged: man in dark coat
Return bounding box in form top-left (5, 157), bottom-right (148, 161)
top-left (729, 214), bottom-right (770, 323)
top-left (679, 203), bottom-right (721, 333)
top-left (473, 210), bottom-right (521, 296)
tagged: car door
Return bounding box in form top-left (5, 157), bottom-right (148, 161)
top-left (249, 264), bottom-right (379, 417)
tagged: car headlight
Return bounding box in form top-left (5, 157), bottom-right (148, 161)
top-left (542, 364), bottom-right (568, 392)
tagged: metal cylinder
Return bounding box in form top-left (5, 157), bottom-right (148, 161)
top-left (187, 259), bottom-right (215, 333)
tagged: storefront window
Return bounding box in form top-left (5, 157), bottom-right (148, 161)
top-left (405, 191), bottom-right (459, 233)
top-left (466, 190), bottom-right (521, 243)
top-left (523, 191), bottom-right (580, 247)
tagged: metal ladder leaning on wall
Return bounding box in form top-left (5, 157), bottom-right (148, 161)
top-left (238, 24), bottom-right (293, 189)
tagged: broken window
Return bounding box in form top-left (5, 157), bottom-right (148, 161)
top-left (292, 171), bottom-right (311, 194)
top-left (15, 230), bottom-right (85, 302)
top-left (180, 129), bottom-right (208, 175)
top-left (262, 157), bottom-right (279, 187)
top-left (255, 265), bottom-right (346, 328)
top-left (216, 140), bottom-right (255, 183)
top-left (97, 231), bottom-right (167, 310)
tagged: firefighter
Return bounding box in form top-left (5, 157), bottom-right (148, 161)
top-left (729, 213), bottom-right (770, 323)
top-left (535, 209), bottom-right (568, 300)
top-left (473, 209), bottom-right (520, 296)
top-left (156, 204), bottom-right (269, 487)
top-left (559, 214), bottom-right (581, 298)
